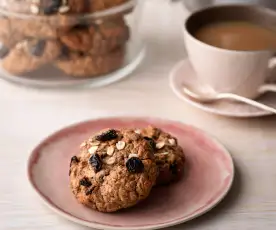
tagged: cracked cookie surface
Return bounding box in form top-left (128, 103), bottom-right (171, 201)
top-left (69, 128), bottom-right (158, 212)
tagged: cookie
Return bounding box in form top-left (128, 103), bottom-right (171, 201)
top-left (9, 18), bottom-right (59, 39)
top-left (69, 128), bottom-right (158, 212)
top-left (1, 39), bottom-right (61, 75)
top-left (0, 0), bottom-right (67, 15)
top-left (59, 18), bottom-right (130, 55)
top-left (141, 126), bottom-right (185, 186)
top-left (8, 13), bottom-right (79, 39)
top-left (0, 15), bottom-right (72, 43)
top-left (0, 0), bottom-right (130, 15)
top-left (0, 16), bottom-right (25, 47)
top-left (55, 46), bottom-right (125, 77)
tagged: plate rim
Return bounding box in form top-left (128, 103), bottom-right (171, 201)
top-left (27, 116), bottom-right (235, 230)
top-left (169, 59), bottom-right (272, 118)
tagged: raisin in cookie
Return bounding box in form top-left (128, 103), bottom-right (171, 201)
top-left (55, 46), bottom-right (125, 77)
top-left (69, 128), bottom-right (158, 213)
top-left (1, 39), bottom-right (61, 75)
top-left (141, 126), bottom-right (185, 186)
top-left (59, 18), bottom-right (129, 55)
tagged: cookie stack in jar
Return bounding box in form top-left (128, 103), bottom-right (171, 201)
top-left (0, 0), bottom-right (140, 79)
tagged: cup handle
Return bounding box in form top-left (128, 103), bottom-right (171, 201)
top-left (258, 56), bottom-right (276, 94)
top-left (268, 56), bottom-right (276, 69)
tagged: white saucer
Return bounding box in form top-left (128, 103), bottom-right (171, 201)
top-left (169, 59), bottom-right (276, 117)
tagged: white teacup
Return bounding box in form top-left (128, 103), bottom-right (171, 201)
top-left (183, 5), bottom-right (276, 99)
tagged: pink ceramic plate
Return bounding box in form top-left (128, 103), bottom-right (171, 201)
top-left (27, 117), bottom-right (234, 230)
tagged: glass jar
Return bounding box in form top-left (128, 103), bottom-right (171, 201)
top-left (0, 0), bottom-right (145, 88)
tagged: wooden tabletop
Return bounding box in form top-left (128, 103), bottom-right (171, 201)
top-left (1, 1), bottom-right (276, 229)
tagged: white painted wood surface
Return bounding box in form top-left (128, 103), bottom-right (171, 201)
top-left (1, 1), bottom-right (276, 229)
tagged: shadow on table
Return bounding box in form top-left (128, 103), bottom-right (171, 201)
top-left (178, 159), bottom-right (243, 228)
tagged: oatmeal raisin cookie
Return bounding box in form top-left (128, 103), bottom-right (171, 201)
top-left (2, 38), bottom-right (61, 75)
top-left (69, 128), bottom-right (158, 212)
top-left (55, 46), bottom-right (125, 77)
top-left (59, 17), bottom-right (129, 55)
top-left (141, 126), bottom-right (185, 186)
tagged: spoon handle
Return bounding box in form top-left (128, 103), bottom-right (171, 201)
top-left (258, 84), bottom-right (276, 94)
top-left (219, 93), bottom-right (276, 114)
